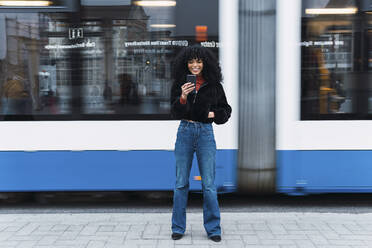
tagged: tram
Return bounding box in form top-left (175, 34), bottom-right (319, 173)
top-left (0, 0), bottom-right (371, 195)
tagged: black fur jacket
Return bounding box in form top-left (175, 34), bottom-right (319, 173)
top-left (170, 81), bottom-right (232, 124)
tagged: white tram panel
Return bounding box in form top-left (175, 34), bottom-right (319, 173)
top-left (217, 0), bottom-right (239, 151)
top-left (276, 0), bottom-right (372, 151)
top-left (0, 0), bottom-right (238, 152)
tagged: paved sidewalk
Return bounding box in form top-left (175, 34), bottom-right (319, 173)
top-left (1, 212), bottom-right (372, 248)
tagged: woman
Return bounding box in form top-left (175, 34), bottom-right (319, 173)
top-left (170, 45), bottom-right (232, 242)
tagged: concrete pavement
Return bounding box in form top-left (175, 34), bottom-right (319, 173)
top-left (1, 212), bottom-right (372, 247)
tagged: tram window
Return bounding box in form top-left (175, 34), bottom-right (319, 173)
top-left (0, 12), bottom-right (73, 118)
top-left (80, 0), bottom-right (219, 117)
top-left (0, 0), bottom-right (219, 121)
top-left (301, 0), bottom-right (372, 120)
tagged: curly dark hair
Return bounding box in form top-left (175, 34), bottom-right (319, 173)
top-left (172, 45), bottom-right (222, 85)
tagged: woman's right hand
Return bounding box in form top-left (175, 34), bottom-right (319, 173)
top-left (181, 82), bottom-right (195, 100)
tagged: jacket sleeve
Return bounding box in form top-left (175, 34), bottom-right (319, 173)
top-left (213, 83), bottom-right (232, 124)
top-left (170, 82), bottom-right (189, 119)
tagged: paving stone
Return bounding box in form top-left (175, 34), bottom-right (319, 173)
top-left (268, 223), bottom-right (287, 235)
top-left (242, 235), bottom-right (260, 245)
top-left (14, 223), bottom-right (39, 236)
top-left (157, 239), bottom-right (175, 248)
top-left (54, 239), bottom-right (90, 246)
top-left (0, 241), bottom-right (19, 247)
top-left (124, 239), bottom-right (157, 247)
top-left (0, 232), bottom-right (15, 241)
top-left (86, 240), bottom-right (106, 248)
top-left (67, 224), bottom-right (85, 232)
top-left (174, 245), bottom-right (208, 248)
top-left (237, 223), bottom-right (253, 230)
top-left (260, 239), bottom-right (296, 245)
top-left (307, 234), bottom-right (329, 245)
top-left (37, 235), bottom-right (59, 245)
top-left (226, 239), bottom-right (244, 247)
top-left (80, 225), bottom-right (99, 235)
top-left (15, 240), bottom-right (38, 248)
top-left (8, 235), bottom-right (42, 241)
top-left (256, 230), bottom-right (275, 239)
top-left (245, 245), bottom-right (280, 248)
top-left (105, 236), bottom-right (125, 245)
top-left (114, 224), bottom-right (131, 232)
top-left (295, 239), bottom-right (316, 248)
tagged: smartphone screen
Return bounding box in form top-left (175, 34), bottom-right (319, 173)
top-left (186, 74), bottom-right (196, 93)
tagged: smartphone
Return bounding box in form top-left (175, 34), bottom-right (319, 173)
top-left (186, 74), bottom-right (196, 93)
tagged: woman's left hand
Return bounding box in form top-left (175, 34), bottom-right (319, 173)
top-left (208, 112), bottom-right (215, 118)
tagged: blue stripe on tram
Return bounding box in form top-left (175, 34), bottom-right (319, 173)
top-left (277, 150), bottom-right (372, 195)
top-left (0, 150), bottom-right (237, 192)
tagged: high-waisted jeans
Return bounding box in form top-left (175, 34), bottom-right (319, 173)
top-left (171, 120), bottom-right (221, 237)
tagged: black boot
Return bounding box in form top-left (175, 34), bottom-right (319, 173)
top-left (171, 233), bottom-right (183, 240)
top-left (210, 235), bottom-right (221, 242)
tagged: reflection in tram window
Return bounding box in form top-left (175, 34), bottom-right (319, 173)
top-left (301, 0), bottom-right (372, 120)
top-left (79, 0), bottom-right (219, 116)
top-left (0, 13), bottom-right (72, 116)
top-left (79, 3), bottom-right (177, 115)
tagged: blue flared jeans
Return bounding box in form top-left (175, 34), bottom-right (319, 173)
top-left (171, 120), bottom-right (221, 237)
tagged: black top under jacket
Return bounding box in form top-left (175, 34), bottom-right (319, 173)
top-left (170, 81), bottom-right (232, 124)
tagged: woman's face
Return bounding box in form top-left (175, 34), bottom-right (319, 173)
top-left (187, 58), bottom-right (203, 76)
